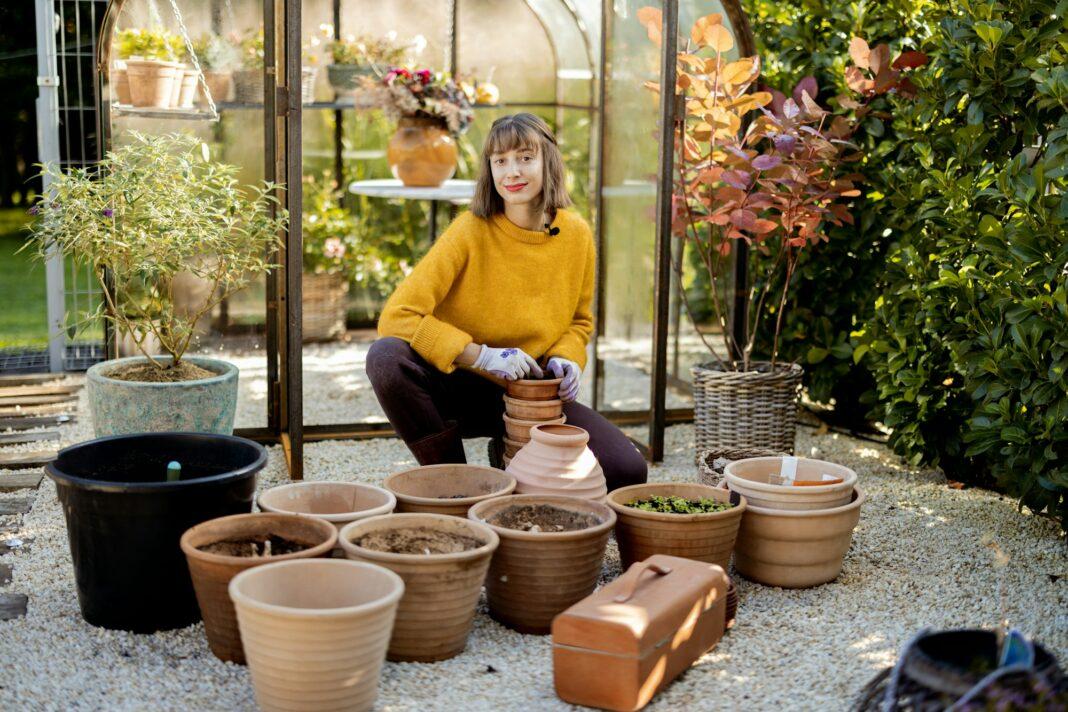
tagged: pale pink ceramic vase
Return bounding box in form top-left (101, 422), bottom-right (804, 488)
top-left (505, 423), bottom-right (607, 501)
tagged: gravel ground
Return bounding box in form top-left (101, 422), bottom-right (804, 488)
top-left (1, 384), bottom-right (1065, 711)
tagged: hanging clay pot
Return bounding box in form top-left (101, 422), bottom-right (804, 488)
top-left (125, 59), bottom-right (178, 108)
top-left (506, 423), bottom-right (607, 501)
top-left (387, 116), bottom-right (458, 187)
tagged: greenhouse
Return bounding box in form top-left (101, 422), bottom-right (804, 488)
top-left (0, 0), bottom-right (1064, 709)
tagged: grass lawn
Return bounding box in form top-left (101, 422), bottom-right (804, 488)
top-left (0, 208), bottom-right (48, 348)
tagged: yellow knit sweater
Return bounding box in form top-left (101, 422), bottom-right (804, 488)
top-left (377, 209), bottom-right (595, 374)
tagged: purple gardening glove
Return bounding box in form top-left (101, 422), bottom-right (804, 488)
top-left (473, 345), bottom-right (544, 381)
top-left (547, 356), bottom-right (581, 402)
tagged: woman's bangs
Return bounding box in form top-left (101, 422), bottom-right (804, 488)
top-left (486, 122), bottom-right (540, 157)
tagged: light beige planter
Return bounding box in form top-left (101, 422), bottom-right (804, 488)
top-left (112, 63), bottom-right (131, 104)
top-left (606, 483), bottom-right (746, 570)
top-left (339, 513), bottom-right (498, 661)
top-left (125, 59), bottom-right (178, 108)
top-left (230, 559), bottom-right (403, 712)
top-left (167, 63), bottom-right (186, 107)
top-left (503, 413), bottom-right (565, 442)
top-left (506, 424), bottom-right (607, 501)
top-left (257, 481), bottom-right (396, 533)
top-left (383, 464), bottom-right (515, 517)
top-left (733, 487), bottom-right (865, 588)
top-left (177, 68), bottom-right (198, 108)
top-left (725, 456), bottom-right (857, 510)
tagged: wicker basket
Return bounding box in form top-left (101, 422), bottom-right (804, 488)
top-left (692, 361), bottom-right (803, 457)
top-left (696, 447), bottom-right (786, 487)
top-left (302, 272), bottom-right (349, 342)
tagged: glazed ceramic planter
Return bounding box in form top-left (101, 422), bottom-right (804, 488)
top-left (339, 513), bottom-right (498, 661)
top-left (45, 432), bottom-right (266, 632)
top-left (257, 481), bottom-right (395, 533)
top-left (506, 377), bottom-right (563, 401)
top-left (181, 513), bottom-right (337, 663)
top-left (725, 456), bottom-right (857, 510)
top-left (503, 395), bottom-right (564, 421)
top-left (733, 487), bottom-right (865, 588)
top-left (230, 559), bottom-right (403, 712)
top-left (469, 494), bottom-right (615, 634)
top-left (606, 483), bottom-right (746, 570)
top-left (506, 424), bottom-right (607, 501)
top-left (383, 464), bottom-right (515, 517)
top-left (388, 117), bottom-right (458, 187)
top-left (503, 413), bottom-right (565, 442)
top-left (86, 356), bottom-right (239, 436)
top-left (125, 59), bottom-right (178, 107)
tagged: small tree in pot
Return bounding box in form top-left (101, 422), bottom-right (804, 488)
top-left (27, 131), bottom-right (286, 435)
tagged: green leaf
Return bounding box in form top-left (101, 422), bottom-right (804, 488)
top-left (978, 214), bottom-right (1003, 238)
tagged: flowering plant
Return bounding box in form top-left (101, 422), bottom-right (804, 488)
top-left (116, 27), bottom-right (182, 62)
top-left (302, 174), bottom-right (362, 275)
top-left (363, 68), bottom-right (474, 135)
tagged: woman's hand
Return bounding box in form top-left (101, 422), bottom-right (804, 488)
top-left (547, 357), bottom-right (581, 402)
top-left (473, 345), bottom-right (544, 381)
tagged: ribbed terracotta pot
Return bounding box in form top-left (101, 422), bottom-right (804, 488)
top-left (506, 424), bottom-right (607, 501)
top-left (469, 494), bottom-right (615, 634)
top-left (606, 483), bottom-right (746, 570)
top-left (503, 395), bottom-right (564, 421)
top-left (506, 377), bottom-right (563, 401)
top-left (733, 487), bottom-right (865, 588)
top-left (257, 481), bottom-right (395, 533)
top-left (180, 513), bottom-right (337, 663)
top-left (230, 559), bottom-right (403, 712)
top-left (339, 513), bottom-right (498, 661)
top-left (503, 413), bottom-right (565, 442)
top-left (125, 59), bottom-right (178, 108)
top-left (383, 464), bottom-right (515, 517)
top-left (725, 456), bottom-right (857, 510)
top-left (503, 436), bottom-right (525, 458)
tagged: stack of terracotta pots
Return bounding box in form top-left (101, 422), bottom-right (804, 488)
top-left (120, 60), bottom-right (198, 109)
top-left (501, 377), bottom-right (565, 467)
top-left (724, 456), bottom-right (864, 588)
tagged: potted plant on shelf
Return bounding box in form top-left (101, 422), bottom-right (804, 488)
top-left (325, 32), bottom-right (412, 93)
top-left (192, 32), bottom-right (239, 105)
top-left (301, 174), bottom-right (360, 342)
top-left (114, 27), bottom-right (183, 108)
top-left (26, 131), bottom-right (287, 435)
top-left (364, 68), bottom-right (474, 187)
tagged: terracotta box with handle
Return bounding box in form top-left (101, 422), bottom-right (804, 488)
top-left (550, 555), bottom-right (730, 711)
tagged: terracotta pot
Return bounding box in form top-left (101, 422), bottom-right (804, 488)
top-left (725, 456), bottom-right (857, 510)
top-left (200, 70), bottom-right (232, 104)
top-left (468, 494), bottom-right (615, 634)
top-left (125, 59), bottom-right (178, 108)
top-left (180, 513), bottom-right (337, 663)
top-left (112, 64), bottom-right (131, 104)
top-left (230, 559), bottom-right (403, 712)
top-left (506, 424), bottom-right (607, 501)
top-left (733, 487), bottom-right (865, 588)
top-left (387, 117), bottom-right (458, 187)
top-left (503, 413), bottom-right (565, 442)
top-left (506, 377), bottom-right (563, 401)
top-left (503, 395), bottom-right (563, 421)
top-left (339, 513), bottom-right (498, 661)
top-left (606, 483), bottom-right (746, 570)
top-left (503, 436), bottom-right (525, 458)
top-left (177, 69), bottom-right (198, 108)
top-left (383, 464), bottom-right (516, 517)
top-left (257, 481), bottom-right (395, 533)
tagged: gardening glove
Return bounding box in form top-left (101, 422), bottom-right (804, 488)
top-left (547, 356), bottom-right (581, 403)
top-left (473, 345), bottom-right (544, 381)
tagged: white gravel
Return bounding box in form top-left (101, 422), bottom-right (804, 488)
top-left (1, 379), bottom-right (1065, 711)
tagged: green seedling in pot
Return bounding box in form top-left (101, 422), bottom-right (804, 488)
top-left (625, 495), bottom-right (734, 514)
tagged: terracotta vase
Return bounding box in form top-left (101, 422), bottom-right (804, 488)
top-left (506, 377), bottom-right (563, 401)
top-left (468, 494), bottom-right (615, 634)
top-left (339, 513), bottom-right (498, 661)
top-left (503, 395), bottom-right (563, 421)
top-left (733, 487), bottom-right (865, 588)
top-left (387, 117), bottom-right (458, 187)
top-left (180, 512), bottom-right (337, 663)
top-left (383, 464), bottom-right (516, 517)
top-left (256, 481), bottom-right (396, 534)
top-left (125, 59), bottom-right (178, 108)
top-left (506, 424), bottom-right (607, 501)
top-left (503, 413), bottom-right (565, 442)
top-left (230, 559), bottom-right (403, 712)
top-left (725, 456), bottom-right (857, 510)
top-left (606, 483), bottom-right (746, 570)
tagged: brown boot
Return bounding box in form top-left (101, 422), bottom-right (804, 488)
top-left (407, 421), bottom-right (466, 465)
top-left (487, 436), bottom-right (505, 470)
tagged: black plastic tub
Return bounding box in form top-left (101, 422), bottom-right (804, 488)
top-left (46, 432), bottom-right (267, 633)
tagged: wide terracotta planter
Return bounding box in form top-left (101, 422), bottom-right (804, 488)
top-left (506, 377), bottom-right (563, 401)
top-left (469, 494), bottom-right (615, 634)
top-left (257, 481), bottom-right (395, 533)
top-left (606, 483), bottom-right (746, 570)
top-left (339, 513), bottom-right (498, 661)
top-left (733, 487), bottom-right (865, 588)
top-left (506, 424), bottom-right (607, 501)
top-left (503, 413), bottom-right (566, 442)
top-left (503, 395), bottom-right (564, 421)
top-left (230, 559), bottom-right (403, 712)
top-left (383, 464), bottom-right (516, 517)
top-left (200, 70), bottom-right (233, 104)
top-left (125, 59), bottom-right (178, 108)
top-left (180, 513), bottom-right (337, 663)
top-left (387, 117), bottom-right (458, 187)
top-left (725, 456), bottom-right (856, 510)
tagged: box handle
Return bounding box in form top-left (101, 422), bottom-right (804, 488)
top-left (613, 562), bottom-right (673, 603)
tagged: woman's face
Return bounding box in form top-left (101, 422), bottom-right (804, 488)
top-left (489, 144), bottom-right (544, 209)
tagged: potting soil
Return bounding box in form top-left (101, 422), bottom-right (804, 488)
top-left (198, 535), bottom-right (309, 557)
top-left (107, 360), bottom-right (216, 383)
top-left (357, 527), bottom-right (484, 554)
top-left (488, 504), bottom-right (599, 532)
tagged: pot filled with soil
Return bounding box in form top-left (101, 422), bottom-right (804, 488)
top-left (45, 432), bottom-right (266, 632)
top-left (468, 494), bottom-right (615, 634)
top-left (339, 513), bottom-right (498, 662)
top-left (506, 424), bottom-right (607, 501)
top-left (257, 481), bottom-right (396, 533)
top-left (87, 355), bottom-right (239, 436)
top-left (606, 483), bottom-right (746, 570)
top-left (506, 377), bottom-right (563, 401)
top-left (503, 413), bottom-right (565, 442)
top-left (725, 456), bottom-right (856, 510)
top-left (230, 559), bottom-right (404, 712)
top-left (181, 513), bottom-right (337, 663)
top-left (503, 394), bottom-right (564, 421)
top-left (383, 464), bottom-right (516, 517)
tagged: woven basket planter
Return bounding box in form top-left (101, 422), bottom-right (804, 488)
top-left (697, 447), bottom-right (787, 487)
top-left (692, 361), bottom-right (802, 457)
top-left (302, 272), bottom-right (349, 343)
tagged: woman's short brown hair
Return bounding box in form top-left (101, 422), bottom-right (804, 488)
top-left (471, 113), bottom-right (571, 219)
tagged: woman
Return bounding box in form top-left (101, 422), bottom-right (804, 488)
top-left (366, 113), bottom-right (647, 490)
